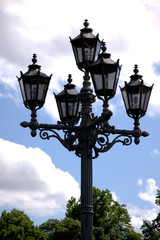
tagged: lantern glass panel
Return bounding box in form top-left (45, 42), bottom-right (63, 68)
top-left (68, 102), bottom-right (73, 116)
top-left (94, 74), bottom-right (102, 91)
top-left (107, 72), bottom-right (116, 89)
top-left (19, 79), bottom-right (26, 101)
top-left (38, 83), bottom-right (46, 101)
top-left (121, 89), bottom-right (129, 110)
top-left (129, 93), bottom-right (140, 109)
top-left (61, 102), bottom-right (66, 118)
top-left (95, 40), bottom-right (101, 61)
top-left (31, 84), bottom-right (37, 100)
top-left (84, 47), bottom-right (94, 61)
top-left (25, 83), bottom-right (31, 100)
top-left (72, 102), bottom-right (76, 116)
top-left (73, 45), bottom-right (83, 64)
top-left (143, 91), bottom-right (150, 110)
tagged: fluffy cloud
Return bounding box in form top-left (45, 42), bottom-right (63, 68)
top-left (0, 0), bottom-right (160, 120)
top-left (0, 138), bottom-right (80, 216)
top-left (138, 178), bottom-right (158, 205)
top-left (128, 206), bottom-right (158, 232)
top-left (127, 178), bottom-right (159, 232)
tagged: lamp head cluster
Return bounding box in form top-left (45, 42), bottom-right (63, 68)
top-left (18, 20), bottom-right (153, 124)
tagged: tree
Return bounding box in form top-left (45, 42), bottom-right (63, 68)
top-left (155, 189), bottom-right (160, 206)
top-left (141, 189), bottom-right (160, 239)
top-left (39, 217), bottom-right (80, 240)
top-left (66, 187), bottom-right (142, 240)
top-left (0, 208), bottom-right (47, 240)
top-left (40, 187), bottom-right (142, 239)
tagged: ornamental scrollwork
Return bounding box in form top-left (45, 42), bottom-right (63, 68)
top-left (39, 128), bottom-right (79, 152)
top-left (93, 133), bottom-right (133, 159)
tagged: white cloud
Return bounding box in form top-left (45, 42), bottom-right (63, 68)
top-left (0, 138), bottom-right (80, 216)
top-left (111, 191), bottom-right (118, 201)
top-left (151, 148), bottom-right (160, 157)
top-left (137, 178), bottom-right (143, 186)
top-left (126, 178), bottom-right (159, 232)
top-left (138, 178), bottom-right (158, 205)
top-left (0, 0), bottom-right (159, 115)
top-left (128, 206), bottom-right (158, 233)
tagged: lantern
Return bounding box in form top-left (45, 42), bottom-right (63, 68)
top-left (54, 74), bottom-right (80, 122)
top-left (120, 65), bottom-right (153, 119)
top-left (89, 41), bottom-right (121, 99)
top-left (70, 20), bottom-right (101, 71)
top-left (18, 54), bottom-right (51, 110)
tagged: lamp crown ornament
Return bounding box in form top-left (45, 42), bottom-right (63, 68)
top-left (133, 64), bottom-right (139, 75)
top-left (130, 64), bottom-right (142, 83)
top-left (32, 54), bottom-right (37, 64)
top-left (84, 19), bottom-right (89, 28)
top-left (101, 40), bottom-right (107, 52)
top-left (67, 74), bottom-right (72, 84)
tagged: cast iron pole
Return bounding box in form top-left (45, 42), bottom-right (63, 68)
top-left (80, 72), bottom-right (95, 240)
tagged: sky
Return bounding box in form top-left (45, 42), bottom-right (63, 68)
top-left (0, 0), bottom-right (160, 234)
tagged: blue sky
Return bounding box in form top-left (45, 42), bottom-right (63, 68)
top-left (0, 0), bottom-right (160, 233)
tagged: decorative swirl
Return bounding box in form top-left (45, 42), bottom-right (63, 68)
top-left (39, 128), bottom-right (79, 152)
top-left (40, 129), bottom-right (60, 140)
top-left (93, 133), bottom-right (132, 157)
top-left (97, 134), bottom-right (109, 147)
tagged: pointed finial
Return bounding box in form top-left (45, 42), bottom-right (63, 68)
top-left (133, 64), bottom-right (139, 75)
top-left (67, 74), bottom-right (72, 84)
top-left (84, 19), bottom-right (89, 28)
top-left (101, 40), bottom-right (107, 53)
top-left (32, 54), bottom-right (37, 64)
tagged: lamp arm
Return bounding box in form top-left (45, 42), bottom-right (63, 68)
top-left (39, 128), bottom-right (80, 152)
top-left (92, 126), bottom-right (149, 158)
top-left (20, 117), bottom-right (81, 152)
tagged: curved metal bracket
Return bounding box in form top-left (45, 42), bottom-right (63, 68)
top-left (39, 128), bottom-right (79, 152)
top-left (93, 132), bottom-right (132, 159)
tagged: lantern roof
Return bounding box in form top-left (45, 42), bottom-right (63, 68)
top-left (71, 19), bottom-right (98, 41)
top-left (56, 74), bottom-right (79, 98)
top-left (22, 54), bottom-right (50, 78)
top-left (89, 41), bottom-right (119, 70)
top-left (126, 64), bottom-right (150, 87)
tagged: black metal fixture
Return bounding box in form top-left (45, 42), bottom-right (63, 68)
top-left (18, 54), bottom-right (52, 111)
top-left (120, 64), bottom-right (153, 120)
top-left (54, 74), bottom-right (80, 122)
top-left (89, 40), bottom-right (121, 100)
top-left (18, 20), bottom-right (153, 240)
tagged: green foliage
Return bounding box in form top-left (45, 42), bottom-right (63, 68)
top-left (66, 196), bottom-right (80, 221)
top-left (141, 189), bottom-right (160, 239)
top-left (39, 217), bottom-right (80, 240)
top-left (141, 213), bottom-right (160, 240)
top-left (155, 189), bottom-right (160, 206)
top-left (65, 187), bottom-right (142, 240)
top-left (0, 209), bottom-right (47, 240)
top-left (39, 219), bottom-right (59, 237)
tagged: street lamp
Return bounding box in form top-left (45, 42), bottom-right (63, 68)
top-left (18, 20), bottom-right (153, 240)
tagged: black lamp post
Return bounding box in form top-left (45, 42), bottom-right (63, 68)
top-left (18, 20), bottom-right (153, 240)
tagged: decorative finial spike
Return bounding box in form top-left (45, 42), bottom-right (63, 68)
top-left (133, 64), bottom-right (139, 75)
top-left (68, 74), bottom-right (72, 84)
top-left (32, 54), bottom-right (37, 64)
top-left (84, 19), bottom-right (89, 28)
top-left (101, 40), bottom-right (107, 53)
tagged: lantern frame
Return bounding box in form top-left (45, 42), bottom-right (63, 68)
top-left (70, 19), bottom-right (101, 71)
top-left (120, 65), bottom-right (153, 119)
top-left (54, 74), bottom-right (80, 122)
top-left (89, 42), bottom-right (121, 100)
top-left (17, 54), bottom-right (51, 111)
